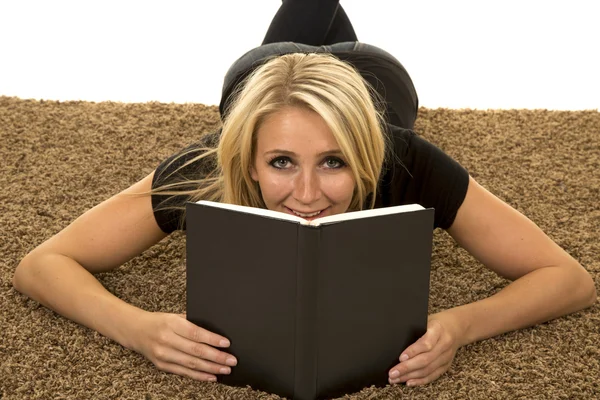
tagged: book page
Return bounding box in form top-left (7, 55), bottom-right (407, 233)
top-left (196, 200), bottom-right (424, 226)
top-left (309, 203), bottom-right (424, 226)
top-left (195, 200), bottom-right (309, 224)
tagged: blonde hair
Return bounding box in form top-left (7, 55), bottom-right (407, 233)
top-left (152, 52), bottom-right (389, 226)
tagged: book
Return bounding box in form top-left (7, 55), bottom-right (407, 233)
top-left (186, 200), bottom-right (434, 400)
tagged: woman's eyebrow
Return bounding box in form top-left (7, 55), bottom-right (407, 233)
top-left (263, 149), bottom-right (344, 157)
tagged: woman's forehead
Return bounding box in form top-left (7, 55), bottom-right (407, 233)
top-left (255, 106), bottom-right (341, 154)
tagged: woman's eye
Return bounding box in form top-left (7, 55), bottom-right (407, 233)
top-left (323, 157), bottom-right (346, 169)
top-left (270, 157), bottom-right (291, 169)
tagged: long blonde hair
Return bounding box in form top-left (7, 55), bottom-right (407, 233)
top-left (152, 52), bottom-right (389, 226)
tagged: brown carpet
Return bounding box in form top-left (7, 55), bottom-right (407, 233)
top-left (1, 96), bottom-right (598, 399)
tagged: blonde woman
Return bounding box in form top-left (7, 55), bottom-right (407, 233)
top-left (13, 0), bottom-right (596, 389)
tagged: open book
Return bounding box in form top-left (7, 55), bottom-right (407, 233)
top-left (186, 200), bottom-right (434, 400)
top-left (196, 200), bottom-right (426, 226)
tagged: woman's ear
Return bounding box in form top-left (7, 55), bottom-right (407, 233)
top-left (250, 164), bottom-right (258, 182)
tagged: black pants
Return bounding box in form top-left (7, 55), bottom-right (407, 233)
top-left (262, 0), bottom-right (357, 46)
top-left (220, 0), bottom-right (419, 130)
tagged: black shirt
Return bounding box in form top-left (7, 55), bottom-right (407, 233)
top-left (151, 124), bottom-right (469, 233)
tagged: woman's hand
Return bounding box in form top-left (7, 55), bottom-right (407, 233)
top-left (131, 312), bottom-right (237, 382)
top-left (388, 312), bottom-right (463, 387)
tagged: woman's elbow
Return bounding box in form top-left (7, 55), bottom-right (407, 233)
top-left (13, 251), bottom-right (41, 294)
top-left (582, 270), bottom-right (597, 308)
top-left (13, 254), bottom-right (32, 293)
top-left (574, 263), bottom-right (598, 309)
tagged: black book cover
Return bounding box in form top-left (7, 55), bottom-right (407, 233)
top-left (186, 202), bottom-right (433, 400)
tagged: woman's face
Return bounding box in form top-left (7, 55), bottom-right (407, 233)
top-left (250, 106), bottom-right (355, 221)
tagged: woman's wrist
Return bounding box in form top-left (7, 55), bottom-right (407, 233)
top-left (429, 307), bottom-right (472, 348)
top-left (108, 303), bottom-right (151, 352)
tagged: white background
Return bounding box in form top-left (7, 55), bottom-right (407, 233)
top-left (1, 0), bottom-right (598, 110)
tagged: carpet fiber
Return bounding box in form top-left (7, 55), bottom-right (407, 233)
top-left (1, 96), bottom-right (598, 399)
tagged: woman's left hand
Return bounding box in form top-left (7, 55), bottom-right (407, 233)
top-left (388, 311), bottom-right (463, 386)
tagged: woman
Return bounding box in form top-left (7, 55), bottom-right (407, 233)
top-left (13, 0), bottom-right (596, 389)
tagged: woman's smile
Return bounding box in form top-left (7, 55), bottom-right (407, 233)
top-left (284, 206), bottom-right (330, 220)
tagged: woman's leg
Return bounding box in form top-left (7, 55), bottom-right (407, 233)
top-left (323, 5), bottom-right (357, 44)
top-left (222, 3), bottom-right (417, 128)
top-left (262, 0), bottom-right (357, 46)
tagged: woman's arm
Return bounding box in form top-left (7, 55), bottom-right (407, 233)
top-left (388, 176), bottom-right (597, 386)
top-left (13, 172), bottom-right (237, 381)
top-left (444, 176), bottom-right (595, 342)
top-left (13, 173), bottom-right (168, 342)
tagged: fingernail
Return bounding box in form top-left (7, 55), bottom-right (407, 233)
top-left (406, 380), bottom-right (415, 387)
top-left (208, 377), bottom-right (217, 382)
top-left (400, 354), bottom-right (409, 362)
top-left (220, 367), bottom-right (231, 374)
top-left (226, 357), bottom-right (237, 366)
top-left (390, 370), bottom-right (399, 378)
top-left (220, 339), bottom-right (230, 347)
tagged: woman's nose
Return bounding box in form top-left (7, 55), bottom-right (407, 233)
top-left (293, 169), bottom-right (322, 205)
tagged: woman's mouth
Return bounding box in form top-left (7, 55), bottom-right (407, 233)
top-left (286, 207), bottom-right (327, 219)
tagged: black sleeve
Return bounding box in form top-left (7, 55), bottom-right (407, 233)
top-left (151, 130), bottom-right (220, 233)
top-left (378, 125), bottom-right (470, 230)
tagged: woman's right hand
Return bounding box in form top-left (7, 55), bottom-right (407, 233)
top-left (13, 172), bottom-right (238, 382)
top-left (132, 311), bottom-right (238, 382)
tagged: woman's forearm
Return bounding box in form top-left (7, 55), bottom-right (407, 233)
top-left (13, 252), bottom-right (144, 350)
top-left (442, 264), bottom-right (597, 347)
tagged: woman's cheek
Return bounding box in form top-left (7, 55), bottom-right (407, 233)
top-left (321, 172), bottom-right (355, 202)
top-left (261, 175), bottom-right (294, 205)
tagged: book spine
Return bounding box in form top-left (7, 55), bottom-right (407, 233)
top-left (294, 226), bottom-right (320, 400)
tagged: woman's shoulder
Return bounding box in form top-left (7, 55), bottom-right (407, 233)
top-left (150, 129), bottom-right (222, 234)
top-left (379, 123), bottom-right (470, 230)
top-left (384, 123), bottom-right (458, 167)
top-left (152, 129), bottom-right (221, 186)
top-left (384, 123), bottom-right (422, 160)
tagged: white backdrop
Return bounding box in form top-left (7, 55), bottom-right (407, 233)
top-left (1, 0), bottom-right (598, 110)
